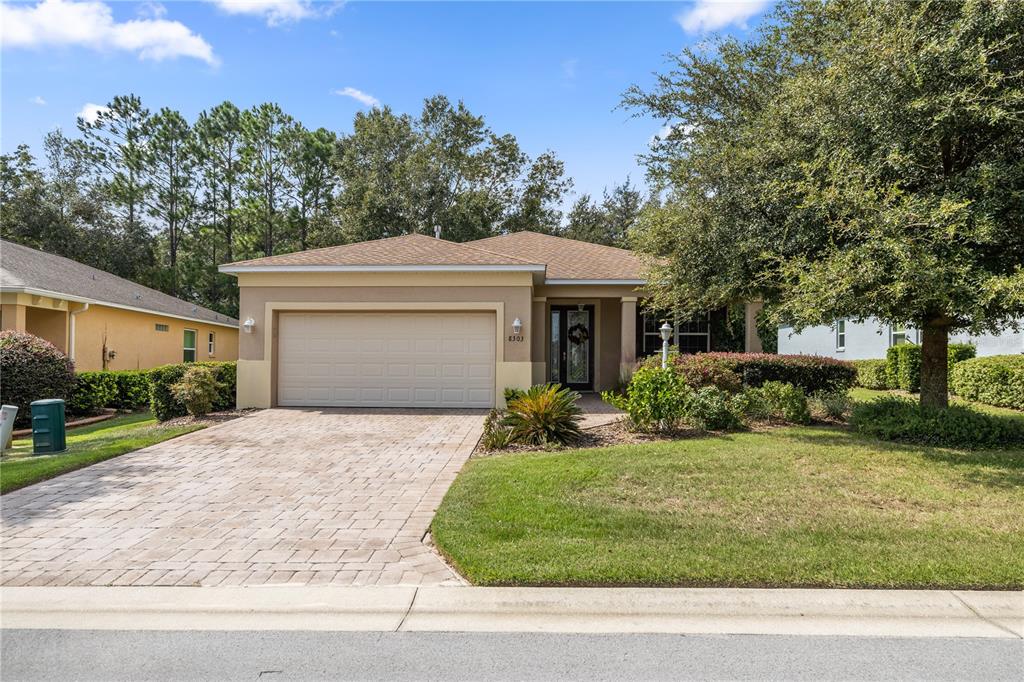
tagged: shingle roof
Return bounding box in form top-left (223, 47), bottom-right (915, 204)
top-left (0, 240), bottom-right (238, 327)
top-left (221, 233), bottom-right (544, 269)
top-left (470, 231), bottom-right (645, 281)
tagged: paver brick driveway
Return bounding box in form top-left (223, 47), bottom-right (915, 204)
top-left (1, 409), bottom-right (484, 587)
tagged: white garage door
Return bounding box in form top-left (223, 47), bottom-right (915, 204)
top-left (277, 312), bottom-right (495, 408)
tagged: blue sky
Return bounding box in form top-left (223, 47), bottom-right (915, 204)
top-left (1, 0), bottom-right (773, 202)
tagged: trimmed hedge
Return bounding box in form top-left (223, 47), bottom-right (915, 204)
top-left (851, 396), bottom-right (1024, 449)
top-left (0, 330), bottom-right (76, 426)
top-left (646, 352), bottom-right (857, 395)
top-left (68, 372), bottom-right (118, 415)
top-left (950, 355), bottom-right (1024, 410)
top-left (853, 359), bottom-right (889, 389)
top-left (885, 343), bottom-right (976, 392)
top-left (148, 361), bottom-right (236, 421)
top-left (68, 370), bottom-right (154, 415)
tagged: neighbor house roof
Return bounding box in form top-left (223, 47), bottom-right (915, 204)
top-left (219, 231), bottom-right (646, 283)
top-left (220, 233), bottom-right (545, 272)
top-left (470, 231), bottom-right (645, 282)
top-left (0, 240), bottom-right (238, 328)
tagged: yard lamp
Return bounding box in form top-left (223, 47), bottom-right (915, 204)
top-left (660, 322), bottom-right (673, 369)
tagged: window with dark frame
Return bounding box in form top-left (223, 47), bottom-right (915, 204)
top-left (155, 323), bottom-right (169, 332)
top-left (208, 332), bottom-right (215, 356)
top-left (836, 320), bottom-right (846, 351)
top-left (636, 307), bottom-right (710, 357)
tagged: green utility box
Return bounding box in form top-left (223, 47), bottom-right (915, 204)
top-left (31, 399), bottom-right (67, 455)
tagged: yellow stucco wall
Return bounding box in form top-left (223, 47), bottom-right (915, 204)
top-left (71, 304), bottom-right (238, 371)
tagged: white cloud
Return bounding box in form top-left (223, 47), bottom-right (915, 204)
top-left (30, 95), bottom-right (47, 106)
top-left (0, 0), bottom-right (217, 65)
top-left (77, 103), bottom-right (110, 124)
top-left (208, 0), bottom-right (314, 26)
top-left (333, 87), bottom-right (380, 108)
top-left (650, 122), bottom-right (696, 145)
top-left (561, 58), bottom-right (578, 80)
top-left (677, 0), bottom-right (772, 34)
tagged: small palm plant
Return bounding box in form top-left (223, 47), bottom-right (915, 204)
top-left (504, 383), bottom-right (583, 446)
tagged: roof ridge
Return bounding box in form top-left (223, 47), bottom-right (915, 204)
top-left (471, 230), bottom-right (637, 256)
top-left (442, 237), bottom-right (544, 266)
top-left (223, 233), bottom-right (431, 267)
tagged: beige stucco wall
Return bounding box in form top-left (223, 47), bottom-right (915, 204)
top-left (235, 271), bottom-right (536, 408)
top-left (72, 304), bottom-right (238, 371)
top-left (26, 307), bottom-right (69, 353)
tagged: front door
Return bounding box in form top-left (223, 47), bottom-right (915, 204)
top-left (549, 305), bottom-right (595, 391)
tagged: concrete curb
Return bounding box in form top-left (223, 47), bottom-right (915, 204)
top-left (2, 586), bottom-right (1021, 638)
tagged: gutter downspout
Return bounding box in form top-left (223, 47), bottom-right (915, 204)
top-left (69, 303), bottom-right (89, 362)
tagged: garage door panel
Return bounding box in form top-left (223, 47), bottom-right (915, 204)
top-left (278, 312), bottom-right (495, 408)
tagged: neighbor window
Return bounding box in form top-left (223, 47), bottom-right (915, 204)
top-left (183, 329), bottom-right (197, 362)
top-left (836, 320), bottom-right (846, 351)
top-left (208, 332), bottom-right (215, 356)
top-left (155, 323), bottom-right (169, 332)
top-left (891, 324), bottom-right (910, 346)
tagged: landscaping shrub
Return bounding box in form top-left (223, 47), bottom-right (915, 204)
top-left (603, 367), bottom-right (690, 432)
top-left (148, 361), bottom-right (236, 421)
top-left (480, 409), bottom-right (515, 450)
top-left (645, 352), bottom-right (856, 395)
top-left (682, 386), bottom-right (741, 430)
top-left (950, 355), bottom-right (1024, 410)
top-left (853, 359), bottom-right (889, 390)
top-left (170, 365), bottom-right (221, 417)
top-left (673, 354), bottom-right (743, 393)
top-left (503, 387), bottom-right (525, 404)
top-left (111, 371), bottom-right (151, 410)
top-left (850, 396), bottom-right (1024, 449)
top-left (504, 383), bottom-right (583, 446)
top-left (885, 343), bottom-right (976, 393)
top-left (757, 381), bottom-right (811, 424)
top-left (68, 371), bottom-right (118, 415)
top-left (810, 389), bottom-right (853, 421)
top-left (0, 330), bottom-right (76, 426)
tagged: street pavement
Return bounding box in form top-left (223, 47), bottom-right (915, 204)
top-left (3, 629), bottom-right (1022, 681)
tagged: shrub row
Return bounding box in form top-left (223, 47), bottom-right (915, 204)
top-left (850, 396), bottom-right (1024, 449)
top-left (148, 361), bottom-right (236, 421)
top-left (603, 367), bottom-right (815, 433)
top-left (883, 343), bottom-right (976, 392)
top-left (853, 359), bottom-right (889, 389)
top-left (644, 352), bottom-right (856, 395)
top-left (68, 370), bottom-right (150, 415)
top-left (950, 355), bottom-right (1024, 410)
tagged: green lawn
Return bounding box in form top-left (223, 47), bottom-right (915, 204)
top-left (850, 387), bottom-right (1024, 420)
top-left (1, 412), bottom-right (204, 495)
top-left (433, 426), bottom-right (1024, 589)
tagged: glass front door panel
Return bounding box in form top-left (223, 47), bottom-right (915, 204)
top-left (549, 310), bottom-right (561, 382)
top-left (566, 309), bottom-right (590, 384)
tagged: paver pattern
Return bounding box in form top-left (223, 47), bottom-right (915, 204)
top-left (1, 409), bottom-right (484, 587)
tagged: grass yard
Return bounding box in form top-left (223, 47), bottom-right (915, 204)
top-left (850, 387), bottom-right (1024, 420)
top-left (433, 425), bottom-right (1024, 589)
top-left (1, 412), bottom-right (205, 495)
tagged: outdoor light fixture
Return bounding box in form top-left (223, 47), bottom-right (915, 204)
top-left (660, 322), bottom-right (673, 369)
top-left (242, 317), bottom-right (256, 334)
top-left (512, 318), bottom-right (522, 335)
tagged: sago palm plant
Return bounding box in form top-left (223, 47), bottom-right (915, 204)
top-left (504, 383), bottom-right (583, 446)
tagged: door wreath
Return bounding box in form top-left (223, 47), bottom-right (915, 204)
top-left (567, 323), bottom-right (590, 345)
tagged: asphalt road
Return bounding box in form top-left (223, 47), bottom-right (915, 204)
top-left (3, 630), bottom-right (1021, 681)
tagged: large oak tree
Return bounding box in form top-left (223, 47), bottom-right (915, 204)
top-left (624, 0), bottom-right (1024, 408)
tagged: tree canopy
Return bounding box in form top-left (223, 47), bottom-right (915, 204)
top-left (624, 0), bottom-right (1024, 407)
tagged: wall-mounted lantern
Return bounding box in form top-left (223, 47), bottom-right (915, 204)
top-left (242, 317), bottom-right (256, 334)
top-left (512, 317), bottom-right (523, 335)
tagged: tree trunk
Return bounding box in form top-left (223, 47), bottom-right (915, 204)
top-left (920, 323), bottom-right (949, 410)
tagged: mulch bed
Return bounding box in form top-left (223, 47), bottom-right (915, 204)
top-left (159, 408), bottom-right (259, 428)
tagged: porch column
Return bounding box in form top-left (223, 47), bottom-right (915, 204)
top-left (531, 297), bottom-right (547, 384)
top-left (744, 300), bottom-right (764, 353)
top-left (0, 303), bottom-right (26, 331)
top-left (620, 297), bottom-right (638, 382)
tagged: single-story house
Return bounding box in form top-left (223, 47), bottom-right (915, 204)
top-left (779, 318), bottom-right (1023, 360)
top-left (1, 239), bottom-right (238, 371)
top-left (220, 231), bottom-right (763, 409)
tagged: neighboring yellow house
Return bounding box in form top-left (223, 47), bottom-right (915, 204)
top-left (1, 240), bottom-right (238, 372)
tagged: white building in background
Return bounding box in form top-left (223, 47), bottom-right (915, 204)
top-left (778, 318), bottom-right (1024, 360)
